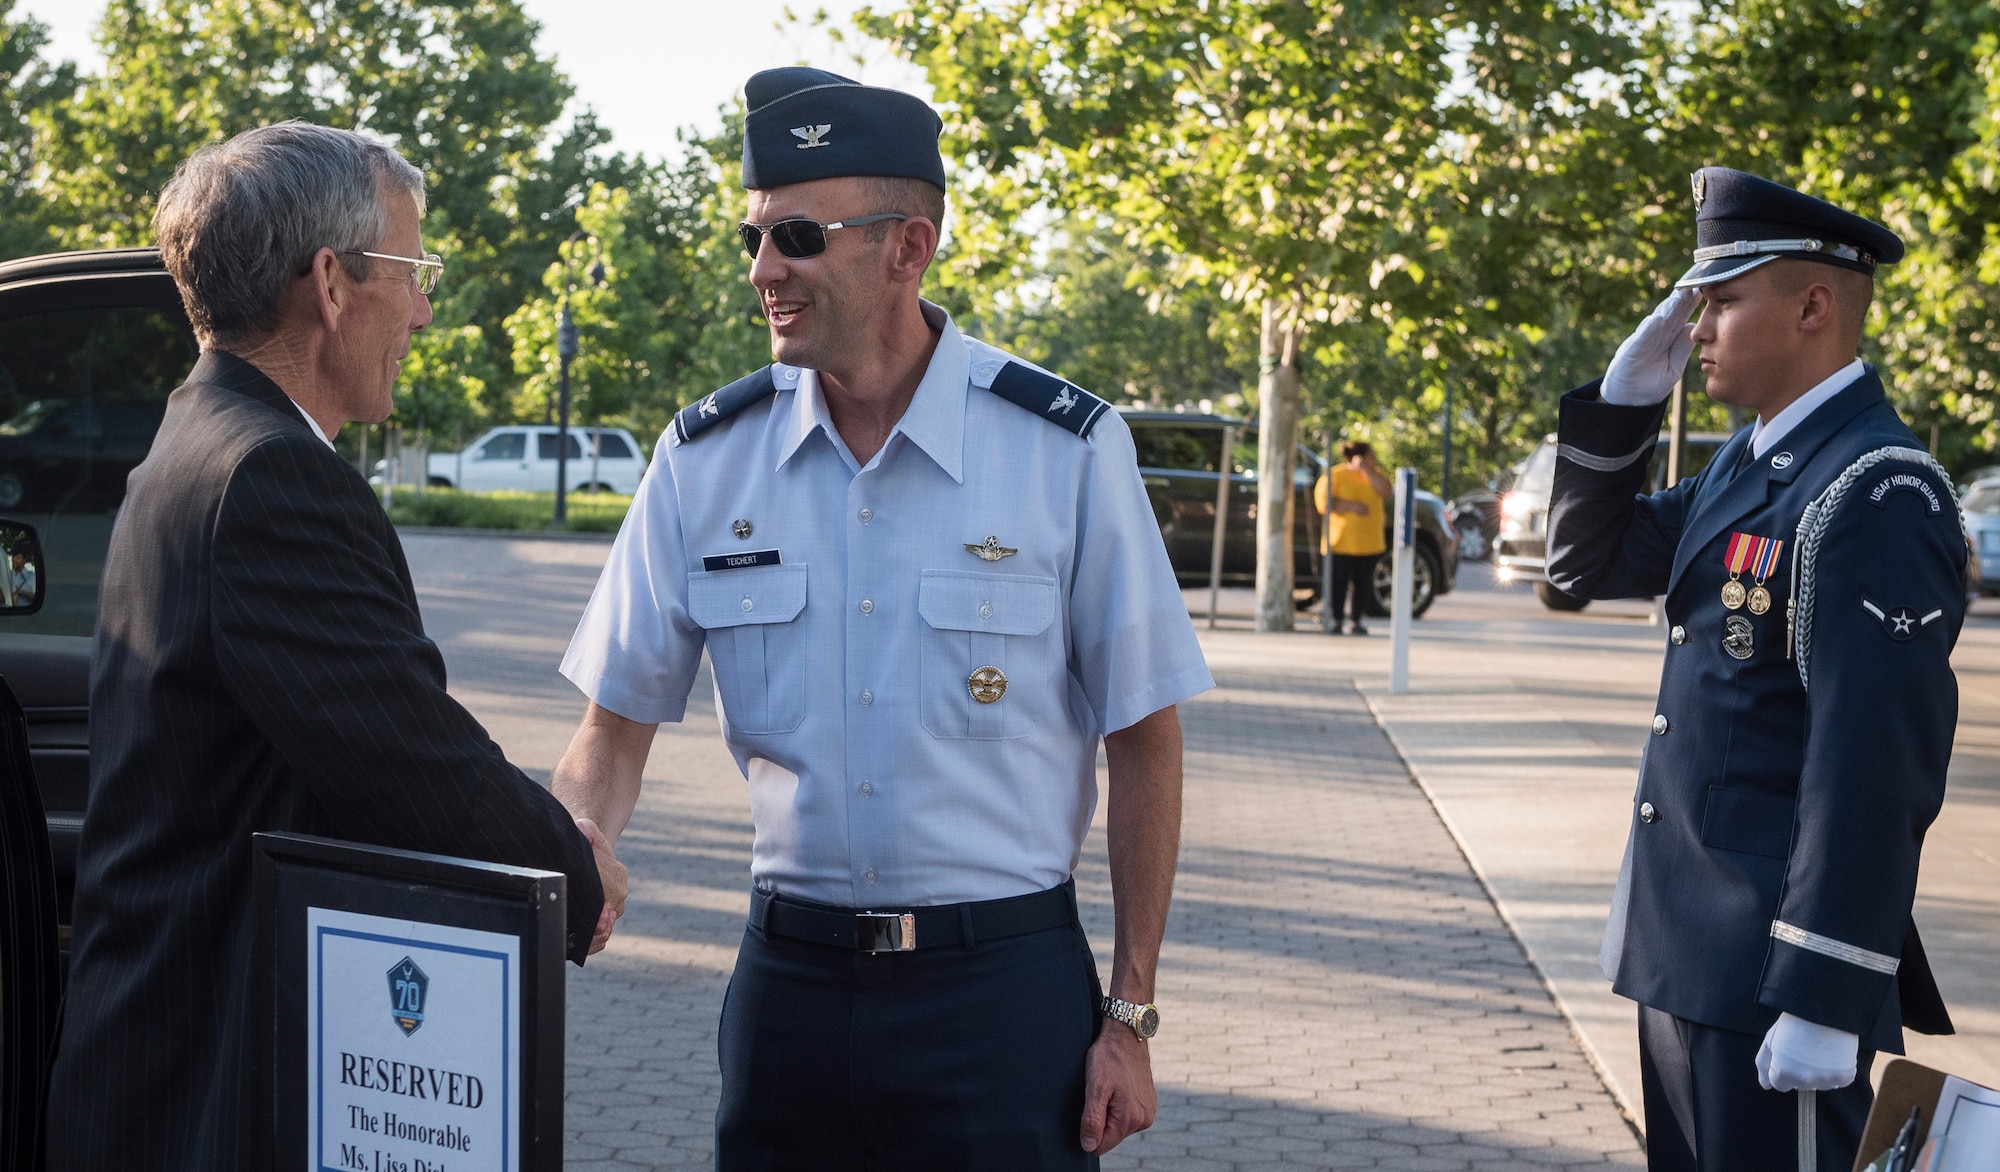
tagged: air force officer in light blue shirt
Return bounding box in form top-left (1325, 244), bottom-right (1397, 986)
top-left (552, 67), bottom-right (1213, 1170)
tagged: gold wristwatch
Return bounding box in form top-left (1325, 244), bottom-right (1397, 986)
top-left (1102, 996), bottom-right (1161, 1041)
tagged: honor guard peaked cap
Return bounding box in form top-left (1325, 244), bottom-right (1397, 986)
top-left (742, 67), bottom-right (946, 192)
top-left (1676, 167), bottom-right (1905, 289)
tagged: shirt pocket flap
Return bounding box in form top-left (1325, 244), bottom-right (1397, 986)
top-left (687, 564), bottom-right (807, 629)
top-left (918, 570), bottom-right (1058, 637)
top-left (1700, 785), bottom-right (1797, 860)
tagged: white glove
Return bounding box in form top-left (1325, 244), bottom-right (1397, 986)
top-left (1601, 287), bottom-right (1700, 406)
top-left (1756, 1012), bottom-right (1860, 1092)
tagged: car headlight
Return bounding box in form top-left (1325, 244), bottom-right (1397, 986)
top-left (1499, 492), bottom-right (1534, 533)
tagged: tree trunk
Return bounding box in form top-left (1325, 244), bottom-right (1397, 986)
top-left (1253, 298), bottom-right (1303, 632)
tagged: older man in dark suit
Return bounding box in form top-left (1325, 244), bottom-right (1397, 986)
top-left (45, 122), bottom-right (626, 1171)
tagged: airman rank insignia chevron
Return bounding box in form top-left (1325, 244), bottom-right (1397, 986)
top-left (671, 366), bottom-right (781, 445)
top-left (987, 362), bottom-right (1111, 439)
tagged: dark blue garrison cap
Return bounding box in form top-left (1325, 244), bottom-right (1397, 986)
top-left (741, 67), bottom-right (945, 192)
top-left (1676, 167), bottom-right (1904, 289)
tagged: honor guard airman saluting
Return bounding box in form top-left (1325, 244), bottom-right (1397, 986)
top-left (551, 68), bottom-right (1213, 1169)
top-left (1547, 169), bottom-right (1964, 1171)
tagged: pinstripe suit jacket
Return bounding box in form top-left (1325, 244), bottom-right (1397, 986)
top-left (46, 350), bottom-right (604, 1170)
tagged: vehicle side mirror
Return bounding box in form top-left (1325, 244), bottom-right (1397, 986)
top-left (0, 521), bottom-right (43, 615)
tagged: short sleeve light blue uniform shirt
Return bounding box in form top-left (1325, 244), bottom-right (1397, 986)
top-left (561, 305), bottom-right (1213, 907)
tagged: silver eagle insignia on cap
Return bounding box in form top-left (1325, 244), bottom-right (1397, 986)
top-left (791, 124), bottom-right (832, 149)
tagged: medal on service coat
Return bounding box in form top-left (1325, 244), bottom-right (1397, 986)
top-left (1722, 532), bottom-right (1782, 614)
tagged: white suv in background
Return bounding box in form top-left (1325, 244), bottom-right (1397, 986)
top-left (427, 425), bottom-right (647, 494)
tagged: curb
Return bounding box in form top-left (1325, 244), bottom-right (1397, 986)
top-left (394, 525), bottom-right (616, 543)
top-left (1356, 681), bottom-right (1648, 1147)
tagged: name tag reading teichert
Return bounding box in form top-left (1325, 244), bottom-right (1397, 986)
top-left (702, 549), bottom-right (782, 572)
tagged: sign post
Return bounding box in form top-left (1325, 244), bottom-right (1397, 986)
top-left (253, 832), bottom-right (567, 1172)
top-left (1207, 425), bottom-right (1237, 630)
top-left (1390, 467), bottom-right (1416, 695)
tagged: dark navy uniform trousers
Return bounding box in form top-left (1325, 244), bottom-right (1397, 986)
top-left (1638, 1007), bottom-right (1873, 1171)
top-left (716, 883), bottom-right (1104, 1171)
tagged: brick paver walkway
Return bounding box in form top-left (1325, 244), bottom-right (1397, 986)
top-left (407, 532), bottom-right (1644, 1168)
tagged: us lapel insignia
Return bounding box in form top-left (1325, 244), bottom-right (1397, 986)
top-left (965, 536), bottom-right (1018, 562)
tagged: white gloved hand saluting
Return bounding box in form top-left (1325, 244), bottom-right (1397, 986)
top-left (1601, 287), bottom-right (1700, 407)
top-left (1756, 1012), bottom-right (1861, 1093)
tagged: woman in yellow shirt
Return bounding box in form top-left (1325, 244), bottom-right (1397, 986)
top-left (1312, 441), bottom-right (1393, 634)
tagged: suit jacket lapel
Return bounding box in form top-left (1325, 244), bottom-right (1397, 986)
top-left (1666, 368), bottom-right (1888, 598)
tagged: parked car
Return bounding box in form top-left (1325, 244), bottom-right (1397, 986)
top-left (1120, 409), bottom-right (1459, 617)
top-left (424, 424), bottom-right (647, 494)
top-left (1961, 476), bottom-right (2000, 595)
top-left (1496, 430), bottom-right (1729, 610)
top-left (0, 248), bottom-right (197, 954)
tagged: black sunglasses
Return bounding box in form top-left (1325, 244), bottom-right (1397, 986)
top-left (738, 213), bottom-right (910, 260)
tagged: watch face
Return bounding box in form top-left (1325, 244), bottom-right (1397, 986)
top-left (1137, 1005), bottom-right (1160, 1038)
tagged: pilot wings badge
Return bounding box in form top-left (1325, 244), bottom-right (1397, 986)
top-left (965, 536), bottom-right (1018, 562)
top-left (792, 124), bottom-right (832, 149)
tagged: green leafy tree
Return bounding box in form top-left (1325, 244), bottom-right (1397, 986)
top-left (0, 0), bottom-right (70, 259)
top-left (970, 226), bottom-right (1254, 409)
top-left (864, 0), bottom-right (1664, 626)
top-left (31, 0), bottom-right (639, 416)
top-left (1639, 0), bottom-right (2000, 469)
top-left (663, 113), bottom-right (790, 413)
top-left (506, 165), bottom-right (718, 447)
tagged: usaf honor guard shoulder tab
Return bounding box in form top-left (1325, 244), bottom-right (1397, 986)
top-left (986, 361), bottom-right (1112, 439)
top-left (671, 366), bottom-right (785, 446)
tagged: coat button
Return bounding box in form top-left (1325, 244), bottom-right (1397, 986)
top-left (1639, 802), bottom-right (1658, 823)
top-left (1652, 714), bottom-right (1669, 735)
top-left (1671, 625), bottom-right (1686, 645)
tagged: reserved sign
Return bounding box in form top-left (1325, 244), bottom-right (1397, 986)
top-left (306, 908), bottom-right (520, 1172)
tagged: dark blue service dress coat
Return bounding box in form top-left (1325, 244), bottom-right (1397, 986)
top-left (1546, 368), bottom-right (1959, 1052)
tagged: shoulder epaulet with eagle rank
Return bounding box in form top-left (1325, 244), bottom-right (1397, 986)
top-left (670, 365), bottom-right (782, 446)
top-left (986, 362), bottom-right (1112, 439)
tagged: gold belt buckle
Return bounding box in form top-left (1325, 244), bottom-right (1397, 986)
top-left (857, 912), bottom-right (916, 953)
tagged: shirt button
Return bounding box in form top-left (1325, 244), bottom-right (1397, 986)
top-left (979, 602), bottom-right (994, 619)
top-left (740, 596), bottom-right (753, 612)
top-left (860, 599), bottom-right (874, 615)
top-left (1652, 714), bottom-right (1669, 735)
top-left (1639, 802), bottom-right (1659, 824)
top-left (860, 690), bottom-right (874, 707)
top-left (1670, 625), bottom-right (1686, 645)
top-left (863, 869), bottom-right (878, 884)
top-left (858, 507), bottom-right (873, 524)
top-left (859, 782), bottom-right (873, 797)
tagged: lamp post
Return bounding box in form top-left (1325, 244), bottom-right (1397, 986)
top-left (553, 230), bottom-right (606, 528)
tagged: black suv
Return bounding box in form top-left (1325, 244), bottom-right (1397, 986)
top-left (0, 249), bottom-right (196, 927)
top-left (1121, 409), bottom-right (1458, 616)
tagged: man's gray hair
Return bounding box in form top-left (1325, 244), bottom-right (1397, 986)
top-left (154, 122), bottom-right (426, 348)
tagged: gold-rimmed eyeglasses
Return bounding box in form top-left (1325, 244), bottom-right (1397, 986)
top-left (340, 249), bottom-right (444, 295)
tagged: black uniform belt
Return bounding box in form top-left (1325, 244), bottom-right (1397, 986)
top-left (750, 879), bottom-right (1077, 954)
